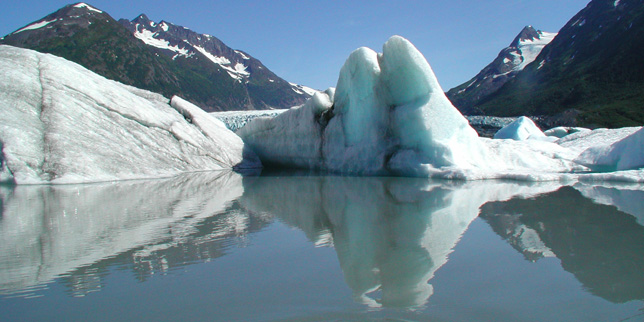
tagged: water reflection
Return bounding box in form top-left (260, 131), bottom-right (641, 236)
top-left (0, 172), bottom-right (642, 311)
top-left (240, 175), bottom-right (563, 307)
top-left (0, 171), bottom-right (271, 297)
top-left (480, 185), bottom-right (644, 303)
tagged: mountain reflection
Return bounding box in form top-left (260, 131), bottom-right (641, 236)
top-left (0, 171), bottom-right (271, 297)
top-left (480, 185), bottom-right (644, 303)
top-left (239, 175), bottom-right (563, 308)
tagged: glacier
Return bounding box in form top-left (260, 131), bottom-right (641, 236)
top-left (0, 45), bottom-right (260, 184)
top-left (238, 36), bottom-right (644, 182)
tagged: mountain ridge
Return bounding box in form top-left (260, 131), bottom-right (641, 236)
top-left (0, 2), bottom-right (312, 111)
top-left (474, 0), bottom-right (644, 128)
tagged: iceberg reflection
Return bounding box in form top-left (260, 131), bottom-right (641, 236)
top-left (0, 171), bottom-right (270, 297)
top-left (240, 175), bottom-right (562, 307)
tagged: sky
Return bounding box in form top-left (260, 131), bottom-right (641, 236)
top-left (0, 0), bottom-right (591, 91)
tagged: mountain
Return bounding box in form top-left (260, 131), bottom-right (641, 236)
top-left (118, 14), bottom-right (315, 109)
top-left (0, 2), bottom-right (312, 111)
top-left (446, 26), bottom-right (556, 115)
top-left (474, 0), bottom-right (644, 128)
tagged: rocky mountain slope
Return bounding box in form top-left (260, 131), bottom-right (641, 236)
top-left (475, 0), bottom-right (644, 128)
top-left (0, 3), bottom-right (312, 111)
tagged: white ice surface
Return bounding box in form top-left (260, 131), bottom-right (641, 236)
top-left (576, 127), bottom-right (644, 171)
top-left (0, 45), bottom-right (260, 184)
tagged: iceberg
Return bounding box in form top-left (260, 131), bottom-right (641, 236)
top-left (238, 36), bottom-right (488, 176)
top-left (237, 36), bottom-right (644, 182)
top-left (0, 45), bottom-right (260, 184)
top-left (493, 116), bottom-right (547, 140)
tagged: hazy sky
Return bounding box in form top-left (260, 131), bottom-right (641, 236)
top-left (1, 0), bottom-right (590, 91)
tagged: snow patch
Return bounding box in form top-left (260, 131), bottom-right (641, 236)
top-left (233, 62), bottom-right (250, 76)
top-left (133, 26), bottom-right (191, 58)
top-left (192, 46), bottom-right (250, 81)
top-left (73, 3), bottom-right (103, 13)
top-left (515, 31), bottom-right (557, 71)
top-left (12, 19), bottom-right (59, 34)
top-left (235, 50), bottom-right (250, 60)
top-left (194, 45), bottom-right (231, 65)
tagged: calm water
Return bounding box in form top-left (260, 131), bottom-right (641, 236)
top-left (0, 171), bottom-right (643, 321)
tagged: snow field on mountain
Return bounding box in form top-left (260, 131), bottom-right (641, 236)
top-left (0, 45), bottom-right (260, 184)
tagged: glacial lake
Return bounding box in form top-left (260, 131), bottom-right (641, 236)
top-left (0, 171), bottom-right (643, 321)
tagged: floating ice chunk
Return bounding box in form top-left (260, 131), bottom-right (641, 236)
top-left (494, 116), bottom-right (546, 140)
top-left (0, 45), bottom-right (260, 184)
top-left (576, 127), bottom-right (644, 171)
top-left (544, 126), bottom-right (590, 138)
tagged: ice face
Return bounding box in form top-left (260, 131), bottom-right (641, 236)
top-left (576, 127), bottom-right (644, 171)
top-left (0, 45), bottom-right (260, 184)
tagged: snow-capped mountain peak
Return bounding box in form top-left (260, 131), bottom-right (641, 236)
top-left (1, 3), bottom-right (312, 111)
top-left (9, 2), bottom-right (108, 35)
top-left (510, 26), bottom-right (557, 72)
top-left (447, 25), bottom-right (556, 114)
top-left (72, 2), bottom-right (103, 13)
